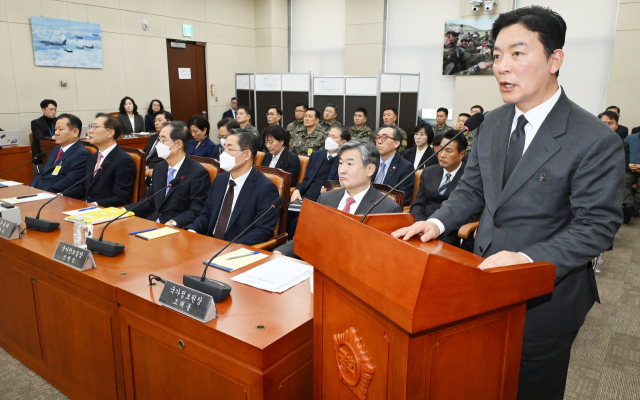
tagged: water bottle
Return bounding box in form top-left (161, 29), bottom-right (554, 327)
top-left (73, 215), bottom-right (87, 249)
top-left (596, 253), bottom-right (604, 265)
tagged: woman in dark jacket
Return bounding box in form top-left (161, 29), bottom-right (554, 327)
top-left (403, 123), bottom-right (438, 170)
top-left (117, 96), bottom-right (145, 134)
top-left (261, 125), bottom-right (301, 184)
top-left (186, 116), bottom-right (219, 158)
top-left (145, 99), bottom-right (164, 132)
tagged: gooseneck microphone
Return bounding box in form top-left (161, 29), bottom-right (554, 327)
top-left (86, 177), bottom-right (183, 257)
top-left (359, 112), bottom-right (485, 223)
top-left (24, 161), bottom-right (112, 232)
top-left (0, 152), bottom-right (46, 179)
top-left (183, 196), bottom-right (285, 302)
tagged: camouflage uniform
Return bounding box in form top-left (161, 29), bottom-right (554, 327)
top-left (432, 124), bottom-right (452, 137)
top-left (290, 126), bottom-right (328, 156)
top-left (374, 125), bottom-right (408, 156)
top-left (319, 119), bottom-right (341, 132)
top-left (286, 120), bottom-right (304, 137)
top-left (465, 128), bottom-right (476, 152)
top-left (242, 122), bottom-right (259, 136)
top-left (349, 125), bottom-right (374, 142)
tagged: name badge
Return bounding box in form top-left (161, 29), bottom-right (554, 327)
top-left (0, 217), bottom-right (21, 240)
top-left (53, 241), bottom-right (96, 271)
top-left (159, 281), bottom-right (217, 323)
top-left (52, 165), bottom-right (62, 176)
top-left (307, 148), bottom-right (313, 156)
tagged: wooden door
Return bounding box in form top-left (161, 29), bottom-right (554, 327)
top-left (166, 40), bottom-right (208, 124)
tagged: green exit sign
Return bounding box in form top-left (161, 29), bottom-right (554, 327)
top-left (183, 24), bottom-right (193, 37)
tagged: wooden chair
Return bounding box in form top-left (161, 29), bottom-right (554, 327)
top-left (109, 112), bottom-right (119, 117)
top-left (81, 141), bottom-right (98, 155)
top-left (252, 165), bottom-right (291, 250)
top-left (325, 181), bottom-right (405, 208)
top-left (290, 155), bottom-right (309, 196)
top-left (121, 147), bottom-right (147, 203)
top-left (29, 132), bottom-right (33, 145)
top-left (254, 151), bottom-right (265, 166)
top-left (403, 169), bottom-right (423, 213)
top-left (458, 221), bottom-right (480, 240)
top-left (188, 155), bottom-right (220, 184)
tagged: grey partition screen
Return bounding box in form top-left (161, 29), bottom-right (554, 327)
top-left (378, 73), bottom-right (420, 149)
top-left (312, 76), bottom-right (379, 130)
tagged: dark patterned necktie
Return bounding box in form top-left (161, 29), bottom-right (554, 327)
top-left (503, 115), bottom-right (528, 188)
top-left (213, 180), bottom-right (236, 239)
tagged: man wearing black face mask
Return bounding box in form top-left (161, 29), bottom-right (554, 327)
top-left (186, 129), bottom-right (280, 246)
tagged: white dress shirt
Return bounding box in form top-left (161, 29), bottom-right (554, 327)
top-left (269, 149), bottom-right (284, 168)
top-left (128, 114), bottom-right (136, 133)
top-left (95, 143), bottom-right (117, 169)
top-left (438, 163), bottom-right (462, 187)
top-left (337, 186), bottom-right (372, 215)
top-left (60, 142), bottom-right (75, 153)
top-left (413, 146), bottom-right (428, 170)
top-left (212, 167), bottom-right (252, 233)
top-left (167, 156), bottom-right (185, 176)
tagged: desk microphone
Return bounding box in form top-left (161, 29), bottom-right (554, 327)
top-left (359, 112), bottom-right (485, 223)
top-left (183, 196), bottom-right (284, 302)
top-left (0, 152), bottom-right (46, 178)
top-left (86, 177), bottom-right (183, 257)
top-left (24, 161), bottom-right (112, 232)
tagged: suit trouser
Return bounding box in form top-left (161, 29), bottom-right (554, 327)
top-left (623, 171), bottom-right (640, 208)
top-left (517, 329), bottom-right (579, 400)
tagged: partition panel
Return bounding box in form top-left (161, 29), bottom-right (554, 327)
top-left (283, 92), bottom-right (311, 128)
top-left (399, 92), bottom-right (419, 148)
top-left (379, 92), bottom-right (400, 127)
top-left (255, 91), bottom-right (283, 132)
top-left (345, 96), bottom-right (377, 131)
top-left (312, 96), bottom-right (345, 125)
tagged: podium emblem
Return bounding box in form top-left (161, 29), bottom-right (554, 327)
top-left (333, 327), bottom-right (375, 399)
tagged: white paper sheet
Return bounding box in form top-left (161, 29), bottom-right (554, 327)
top-left (2, 192), bottom-right (56, 204)
top-left (231, 259), bottom-right (310, 293)
top-left (0, 181), bottom-right (24, 187)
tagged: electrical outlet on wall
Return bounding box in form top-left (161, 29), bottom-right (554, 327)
top-left (60, 80), bottom-right (67, 87)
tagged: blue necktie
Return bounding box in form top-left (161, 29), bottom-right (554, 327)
top-left (375, 162), bottom-right (386, 184)
top-left (166, 168), bottom-right (176, 194)
top-left (438, 173), bottom-right (451, 196)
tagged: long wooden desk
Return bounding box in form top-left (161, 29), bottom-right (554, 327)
top-left (0, 145), bottom-right (33, 184)
top-left (40, 136), bottom-right (150, 162)
top-left (0, 184), bottom-right (312, 400)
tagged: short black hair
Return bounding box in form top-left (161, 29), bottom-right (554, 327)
top-left (166, 121), bottom-right (191, 151)
top-left (378, 123), bottom-right (402, 142)
top-left (492, 6), bottom-right (566, 77)
top-left (219, 118), bottom-right (240, 132)
top-left (331, 125), bottom-right (351, 142)
top-left (383, 107), bottom-right (398, 117)
top-left (237, 105), bottom-right (252, 117)
top-left (57, 113), bottom-right (82, 135)
top-left (437, 107), bottom-right (449, 116)
top-left (306, 108), bottom-right (321, 120)
top-left (40, 99), bottom-right (57, 109)
top-left (119, 96), bottom-right (138, 115)
top-left (598, 111), bottom-right (619, 124)
top-left (155, 110), bottom-right (174, 121)
top-left (264, 125), bottom-right (290, 147)
top-left (325, 104), bottom-right (337, 114)
top-left (443, 129), bottom-right (468, 153)
top-left (147, 99), bottom-right (164, 115)
top-left (189, 116), bottom-right (211, 137)
top-left (606, 105), bottom-right (620, 115)
top-left (229, 129), bottom-right (260, 158)
top-left (471, 105), bottom-right (484, 113)
top-left (95, 112), bottom-right (122, 140)
top-left (355, 107), bottom-right (368, 118)
top-left (295, 103), bottom-right (308, 111)
top-left (432, 134), bottom-right (444, 147)
top-left (231, 97), bottom-right (236, 101)
top-left (458, 113), bottom-right (471, 119)
top-left (268, 105), bottom-right (283, 116)
top-left (413, 123), bottom-right (434, 145)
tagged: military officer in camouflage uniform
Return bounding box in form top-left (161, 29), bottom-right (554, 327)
top-left (455, 112), bottom-right (473, 152)
top-left (319, 104), bottom-right (342, 131)
top-left (457, 61), bottom-right (494, 75)
top-left (373, 107), bottom-right (407, 156)
top-left (443, 25), bottom-right (491, 75)
top-left (290, 107), bottom-right (327, 156)
top-left (432, 107), bottom-right (452, 137)
top-left (349, 107), bottom-right (373, 142)
top-left (286, 103), bottom-right (307, 137)
top-left (465, 105), bottom-right (484, 153)
top-left (236, 105), bottom-right (259, 136)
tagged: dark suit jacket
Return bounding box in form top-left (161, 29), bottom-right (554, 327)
top-left (117, 113), bottom-right (145, 134)
top-left (222, 109), bottom-right (235, 119)
top-left (616, 124), bottom-right (629, 141)
top-left (186, 137), bottom-right (219, 158)
top-left (295, 150), bottom-right (339, 200)
top-left (372, 155), bottom-right (415, 206)
top-left (30, 141), bottom-right (91, 199)
top-left (142, 133), bottom-right (163, 169)
top-left (83, 145), bottom-right (137, 207)
top-left (185, 168), bottom-right (280, 245)
top-left (410, 163), bottom-right (465, 245)
top-left (431, 89), bottom-right (624, 337)
top-left (144, 114), bottom-right (156, 132)
top-left (261, 147), bottom-right (301, 184)
top-left (402, 145), bottom-right (438, 170)
top-left (126, 157), bottom-right (211, 227)
top-left (31, 116), bottom-right (56, 157)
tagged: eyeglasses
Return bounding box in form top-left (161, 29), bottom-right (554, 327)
top-left (266, 113), bottom-right (277, 117)
top-left (374, 135), bottom-right (392, 143)
top-left (156, 138), bottom-right (174, 145)
top-left (90, 125), bottom-right (106, 130)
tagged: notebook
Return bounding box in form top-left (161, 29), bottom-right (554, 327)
top-left (135, 227), bottom-right (180, 240)
top-left (202, 248), bottom-right (269, 272)
top-left (64, 207), bottom-right (134, 225)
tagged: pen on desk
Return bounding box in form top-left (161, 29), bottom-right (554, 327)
top-left (16, 194), bottom-right (37, 199)
top-left (77, 206), bottom-right (98, 212)
top-left (225, 251), bottom-right (260, 260)
top-left (128, 228), bottom-right (157, 235)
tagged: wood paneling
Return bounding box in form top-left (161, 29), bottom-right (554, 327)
top-left (0, 144), bottom-right (33, 184)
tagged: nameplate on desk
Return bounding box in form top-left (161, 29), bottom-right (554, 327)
top-left (159, 281), bottom-right (217, 323)
top-left (0, 217), bottom-right (20, 240)
top-left (53, 241), bottom-right (96, 271)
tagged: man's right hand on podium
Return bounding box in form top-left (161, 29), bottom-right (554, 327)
top-left (391, 220), bottom-right (440, 242)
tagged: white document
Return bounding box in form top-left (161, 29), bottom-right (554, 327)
top-left (178, 68), bottom-right (191, 79)
top-left (62, 206), bottom-right (100, 216)
top-left (231, 259), bottom-right (310, 293)
top-left (2, 192), bottom-right (56, 204)
top-left (0, 181), bottom-right (24, 187)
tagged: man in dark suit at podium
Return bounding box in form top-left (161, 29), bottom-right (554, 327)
top-left (30, 113), bottom-right (90, 199)
top-left (392, 7), bottom-right (624, 400)
top-left (372, 124), bottom-right (414, 206)
top-left (83, 113), bottom-right (137, 207)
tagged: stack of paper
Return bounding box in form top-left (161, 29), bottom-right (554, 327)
top-left (0, 181), bottom-right (24, 188)
top-left (136, 227), bottom-right (180, 240)
top-left (2, 192), bottom-right (56, 204)
top-left (231, 259), bottom-right (310, 293)
top-left (202, 248), bottom-right (268, 272)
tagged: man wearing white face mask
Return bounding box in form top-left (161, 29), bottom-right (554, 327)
top-left (186, 129), bottom-right (280, 246)
top-left (124, 121), bottom-right (211, 228)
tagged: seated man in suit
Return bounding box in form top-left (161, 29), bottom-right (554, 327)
top-left (372, 124), bottom-right (415, 206)
top-left (262, 125), bottom-right (301, 184)
top-left (83, 113), bottom-right (137, 207)
top-left (143, 111), bottom-right (175, 172)
top-left (31, 99), bottom-right (58, 165)
top-left (214, 118), bottom-right (240, 161)
top-left (410, 130), bottom-right (468, 246)
top-left (403, 123), bottom-right (437, 170)
top-left (186, 129), bottom-right (280, 246)
top-left (606, 106), bottom-right (628, 140)
top-left (30, 113), bottom-right (90, 199)
top-left (126, 121), bottom-right (211, 228)
top-left (274, 140), bottom-right (402, 258)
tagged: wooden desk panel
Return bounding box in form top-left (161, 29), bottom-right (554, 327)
top-left (0, 145), bottom-right (33, 184)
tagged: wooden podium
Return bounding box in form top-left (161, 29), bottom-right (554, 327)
top-left (295, 201), bottom-right (555, 400)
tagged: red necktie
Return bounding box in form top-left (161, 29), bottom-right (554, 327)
top-left (342, 197), bottom-right (355, 213)
top-left (93, 153), bottom-right (103, 177)
top-left (54, 148), bottom-right (64, 162)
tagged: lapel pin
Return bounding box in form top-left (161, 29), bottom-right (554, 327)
top-left (540, 173), bottom-right (546, 181)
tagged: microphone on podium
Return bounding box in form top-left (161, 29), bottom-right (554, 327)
top-left (24, 161), bottom-right (112, 232)
top-left (86, 177), bottom-right (184, 257)
top-left (0, 152), bottom-right (46, 179)
top-left (183, 196), bottom-right (285, 302)
top-left (359, 112), bottom-right (485, 223)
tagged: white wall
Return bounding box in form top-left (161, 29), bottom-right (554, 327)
top-left (290, 0), bottom-right (345, 75)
